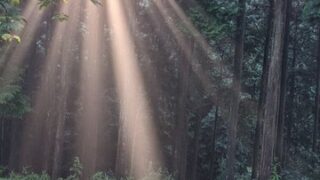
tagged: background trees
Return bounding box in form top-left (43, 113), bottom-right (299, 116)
top-left (0, 0), bottom-right (320, 179)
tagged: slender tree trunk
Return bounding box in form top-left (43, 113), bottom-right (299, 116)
top-left (0, 118), bottom-right (4, 165)
top-left (275, 0), bottom-right (291, 170)
top-left (174, 38), bottom-right (193, 180)
top-left (252, 1), bottom-right (273, 178)
top-left (51, 104), bottom-right (66, 179)
top-left (191, 118), bottom-right (201, 180)
top-left (51, 63), bottom-right (68, 179)
top-left (51, 2), bottom-right (82, 176)
top-left (209, 106), bottom-right (219, 180)
top-left (285, 10), bottom-right (298, 163)
top-left (258, 0), bottom-right (287, 179)
top-left (8, 119), bottom-right (20, 170)
top-left (312, 26), bottom-right (320, 152)
top-left (190, 104), bottom-right (213, 180)
top-left (225, 0), bottom-right (246, 179)
top-left (115, 116), bottom-right (129, 177)
top-left (0, 118), bottom-right (11, 166)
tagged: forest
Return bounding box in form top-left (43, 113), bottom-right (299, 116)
top-left (0, 0), bottom-right (320, 179)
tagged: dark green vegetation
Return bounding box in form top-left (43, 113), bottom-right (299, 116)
top-left (0, 157), bottom-right (174, 179)
top-left (1, 0), bottom-right (320, 179)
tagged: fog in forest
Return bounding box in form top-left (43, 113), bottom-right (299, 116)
top-left (0, 0), bottom-right (320, 180)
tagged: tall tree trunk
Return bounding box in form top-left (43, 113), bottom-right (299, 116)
top-left (252, 1), bottom-right (273, 178)
top-left (0, 118), bottom-right (4, 166)
top-left (312, 26), bottom-right (320, 152)
top-left (285, 9), bottom-right (298, 163)
top-left (51, 101), bottom-right (66, 179)
top-left (209, 106), bottom-right (219, 180)
top-left (225, 0), bottom-right (246, 179)
top-left (51, 49), bottom-right (70, 179)
top-left (191, 118), bottom-right (201, 180)
top-left (275, 0), bottom-right (291, 170)
top-left (190, 104), bottom-right (214, 180)
top-left (0, 119), bottom-right (11, 166)
top-left (258, 0), bottom-right (287, 179)
top-left (115, 117), bottom-right (130, 177)
top-left (174, 38), bottom-right (193, 180)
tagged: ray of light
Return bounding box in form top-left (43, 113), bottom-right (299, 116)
top-left (0, 0), bottom-right (46, 81)
top-left (75, 0), bottom-right (104, 178)
top-left (17, 1), bottom-right (77, 172)
top-left (167, 0), bottom-right (215, 56)
top-left (106, 0), bottom-right (161, 178)
top-left (50, 0), bottom-right (82, 177)
top-left (0, 0), bottom-right (38, 61)
top-left (124, 0), bottom-right (165, 167)
top-left (151, 0), bottom-right (221, 102)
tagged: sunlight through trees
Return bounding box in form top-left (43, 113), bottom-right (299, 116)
top-left (1, 0), bottom-right (320, 180)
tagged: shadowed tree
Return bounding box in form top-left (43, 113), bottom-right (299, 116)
top-left (275, 0), bottom-right (291, 171)
top-left (225, 0), bottom-right (246, 179)
top-left (313, 25), bottom-right (320, 152)
top-left (258, 0), bottom-right (287, 179)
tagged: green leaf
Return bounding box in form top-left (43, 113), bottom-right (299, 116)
top-left (38, 0), bottom-right (55, 9)
top-left (91, 0), bottom-right (102, 6)
top-left (12, 34), bottom-right (21, 43)
top-left (1, 33), bottom-right (21, 43)
top-left (52, 13), bottom-right (69, 22)
top-left (10, 0), bottom-right (20, 6)
top-left (1, 33), bottom-right (12, 41)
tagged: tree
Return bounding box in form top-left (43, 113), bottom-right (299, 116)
top-left (313, 25), bottom-right (320, 152)
top-left (174, 37), bottom-right (193, 180)
top-left (251, 0), bottom-right (273, 178)
top-left (225, 0), bottom-right (246, 179)
top-left (275, 0), bottom-right (291, 170)
top-left (258, 0), bottom-right (287, 179)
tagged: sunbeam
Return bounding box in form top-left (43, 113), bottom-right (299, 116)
top-left (16, 0), bottom-right (81, 174)
top-left (152, 0), bottom-right (219, 103)
top-left (106, 0), bottom-right (161, 178)
top-left (75, 0), bottom-right (104, 178)
top-left (0, 0), bottom-right (46, 82)
top-left (0, 0), bottom-right (311, 180)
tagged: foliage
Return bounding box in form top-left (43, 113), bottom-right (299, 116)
top-left (38, 0), bottom-right (101, 9)
top-left (186, 0), bottom-right (320, 179)
top-left (0, 158), bottom-right (175, 180)
top-left (303, 0), bottom-right (320, 22)
top-left (1, 0), bottom-right (320, 179)
top-left (0, 83), bottom-right (30, 118)
top-left (0, 0), bottom-right (100, 43)
top-left (2, 168), bottom-right (50, 180)
top-left (189, 1), bottom-right (236, 41)
top-left (90, 172), bottom-right (116, 180)
top-left (1, 33), bottom-right (20, 42)
top-left (141, 168), bottom-right (174, 180)
top-left (64, 157), bottom-right (83, 180)
top-left (271, 162), bottom-right (281, 180)
top-left (52, 13), bottom-right (69, 22)
top-left (0, 0), bottom-right (24, 43)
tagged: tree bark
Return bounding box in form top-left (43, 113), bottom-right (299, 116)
top-left (258, 0), bottom-right (287, 179)
top-left (190, 104), bottom-right (214, 180)
top-left (225, 0), bottom-right (246, 179)
top-left (275, 0), bottom-right (291, 170)
top-left (251, 1), bottom-right (273, 179)
top-left (285, 9), bottom-right (298, 163)
top-left (191, 118), bottom-right (201, 180)
top-left (0, 118), bottom-right (3, 165)
top-left (209, 107), bottom-right (219, 180)
top-left (312, 26), bottom-right (320, 152)
top-left (174, 38), bottom-right (193, 180)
